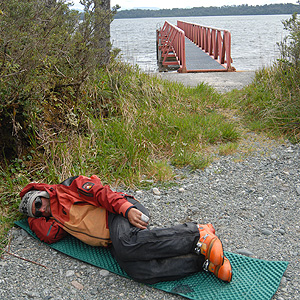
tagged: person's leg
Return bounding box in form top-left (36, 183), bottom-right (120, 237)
top-left (108, 198), bottom-right (200, 262)
top-left (110, 247), bottom-right (205, 284)
top-left (108, 198), bottom-right (232, 283)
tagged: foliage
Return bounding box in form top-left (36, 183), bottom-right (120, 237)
top-left (0, 0), bottom-right (115, 160)
top-left (7, 61), bottom-right (240, 185)
top-left (0, 57), bottom-right (241, 210)
top-left (278, 12), bottom-right (300, 69)
top-left (0, 0), bottom-right (117, 248)
top-left (223, 13), bottom-right (300, 143)
top-left (0, 56), bottom-right (241, 248)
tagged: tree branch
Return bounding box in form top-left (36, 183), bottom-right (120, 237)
top-left (3, 250), bottom-right (48, 269)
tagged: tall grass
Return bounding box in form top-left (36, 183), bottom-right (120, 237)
top-left (28, 61), bottom-right (240, 186)
top-left (224, 61), bottom-right (300, 142)
top-left (223, 13), bottom-right (300, 143)
top-left (0, 61), bottom-right (241, 250)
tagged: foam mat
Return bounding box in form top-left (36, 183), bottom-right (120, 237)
top-left (15, 219), bottom-right (288, 300)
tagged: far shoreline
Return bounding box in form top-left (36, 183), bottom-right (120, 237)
top-left (113, 3), bottom-right (300, 19)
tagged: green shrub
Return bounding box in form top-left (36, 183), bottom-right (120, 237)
top-left (226, 12), bottom-right (300, 142)
top-left (278, 12), bottom-right (300, 70)
top-left (0, 0), bottom-right (115, 160)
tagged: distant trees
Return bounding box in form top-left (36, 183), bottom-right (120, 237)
top-left (114, 3), bottom-right (300, 19)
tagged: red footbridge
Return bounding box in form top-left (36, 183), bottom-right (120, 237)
top-left (156, 21), bottom-right (235, 73)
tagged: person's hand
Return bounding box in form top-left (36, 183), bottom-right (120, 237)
top-left (127, 208), bottom-right (148, 229)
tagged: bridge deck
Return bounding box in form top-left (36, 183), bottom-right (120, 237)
top-left (184, 37), bottom-right (226, 72)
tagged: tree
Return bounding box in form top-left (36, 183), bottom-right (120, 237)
top-left (95, 0), bottom-right (111, 64)
top-left (79, 0), bottom-right (115, 65)
top-left (278, 12), bottom-right (300, 69)
top-left (0, 0), bottom-right (116, 160)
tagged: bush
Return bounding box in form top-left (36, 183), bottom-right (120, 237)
top-left (278, 12), bottom-right (300, 70)
top-left (227, 11), bottom-right (300, 142)
top-left (0, 0), bottom-right (115, 160)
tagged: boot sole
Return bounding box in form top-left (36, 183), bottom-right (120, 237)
top-left (208, 257), bottom-right (233, 282)
top-left (215, 259), bottom-right (232, 282)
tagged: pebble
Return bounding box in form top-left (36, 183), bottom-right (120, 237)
top-left (15, 236), bottom-right (24, 244)
top-left (66, 270), bottom-right (75, 277)
top-left (25, 291), bottom-right (40, 298)
top-left (2, 142), bottom-right (300, 299)
top-left (152, 187), bottom-right (161, 195)
top-left (261, 229), bottom-right (273, 236)
top-left (71, 281), bottom-right (84, 290)
top-left (236, 249), bottom-right (254, 257)
top-left (270, 154), bottom-right (277, 160)
top-left (100, 270), bottom-right (110, 277)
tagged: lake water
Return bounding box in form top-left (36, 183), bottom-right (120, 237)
top-left (111, 14), bottom-right (291, 72)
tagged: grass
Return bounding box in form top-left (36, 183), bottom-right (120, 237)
top-left (218, 142), bottom-right (239, 156)
top-left (0, 61), bottom-right (241, 251)
top-left (1, 56), bottom-right (300, 253)
top-left (223, 62), bottom-right (300, 143)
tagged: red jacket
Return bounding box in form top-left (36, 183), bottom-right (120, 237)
top-left (20, 175), bottom-right (135, 246)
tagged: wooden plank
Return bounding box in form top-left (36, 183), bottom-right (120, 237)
top-left (184, 37), bottom-right (226, 72)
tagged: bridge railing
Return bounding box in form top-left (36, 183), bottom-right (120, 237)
top-left (157, 21), bottom-right (187, 73)
top-left (177, 20), bottom-right (232, 70)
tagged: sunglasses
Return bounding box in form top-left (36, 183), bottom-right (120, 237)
top-left (34, 197), bottom-right (43, 217)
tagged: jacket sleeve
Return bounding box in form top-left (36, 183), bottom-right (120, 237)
top-left (74, 175), bottom-right (135, 217)
top-left (20, 182), bottom-right (57, 199)
top-left (28, 217), bottom-right (68, 244)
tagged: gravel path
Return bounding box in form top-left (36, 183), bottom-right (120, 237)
top-left (1, 135), bottom-right (299, 300)
top-left (158, 71), bottom-right (256, 93)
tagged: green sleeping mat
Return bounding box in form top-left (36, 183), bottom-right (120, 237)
top-left (15, 219), bottom-right (288, 300)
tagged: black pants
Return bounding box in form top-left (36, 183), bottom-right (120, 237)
top-left (108, 198), bottom-right (205, 284)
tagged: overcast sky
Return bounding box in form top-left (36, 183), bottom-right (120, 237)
top-left (68, 0), bottom-right (298, 10)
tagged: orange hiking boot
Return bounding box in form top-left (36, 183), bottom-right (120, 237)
top-left (203, 257), bottom-right (233, 282)
top-left (195, 224), bottom-right (224, 266)
top-left (206, 223), bottom-right (215, 234)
